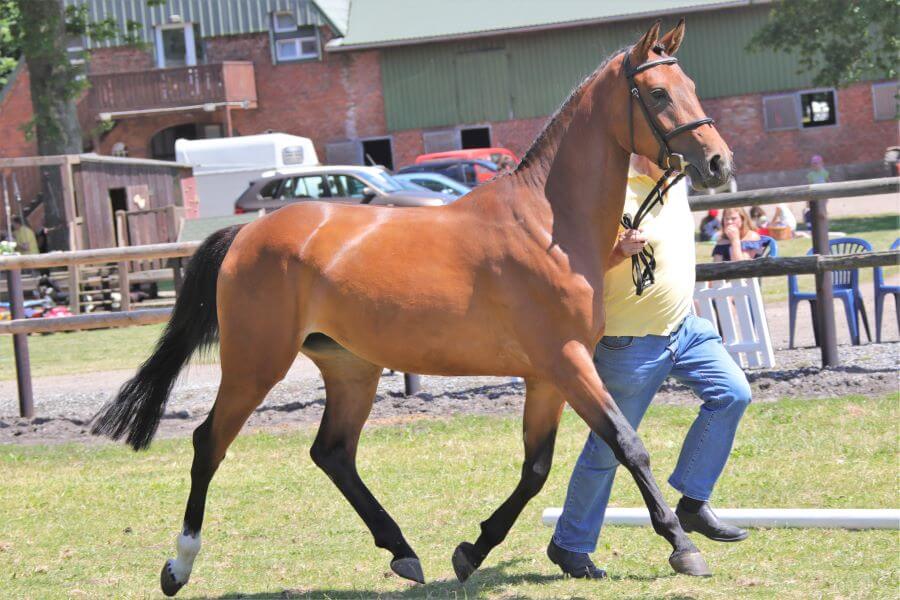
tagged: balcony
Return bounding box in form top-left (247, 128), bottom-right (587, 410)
top-left (87, 62), bottom-right (257, 118)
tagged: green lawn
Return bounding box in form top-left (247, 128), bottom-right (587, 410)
top-left (2, 394), bottom-right (896, 599)
top-left (696, 213), bottom-right (900, 303)
top-left (0, 323), bottom-right (218, 381)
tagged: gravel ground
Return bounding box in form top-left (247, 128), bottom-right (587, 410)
top-left (1, 342), bottom-right (896, 446)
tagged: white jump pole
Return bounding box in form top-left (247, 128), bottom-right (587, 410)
top-left (541, 507), bottom-right (900, 530)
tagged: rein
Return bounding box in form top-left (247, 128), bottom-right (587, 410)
top-left (620, 49), bottom-right (713, 295)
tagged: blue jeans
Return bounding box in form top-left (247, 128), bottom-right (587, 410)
top-left (552, 313), bottom-right (751, 554)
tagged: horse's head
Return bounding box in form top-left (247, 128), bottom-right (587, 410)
top-left (611, 20), bottom-right (733, 190)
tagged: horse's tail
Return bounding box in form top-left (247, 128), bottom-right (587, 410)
top-left (91, 225), bottom-right (244, 451)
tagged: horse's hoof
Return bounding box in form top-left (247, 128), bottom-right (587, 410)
top-left (669, 550), bottom-right (712, 577)
top-left (160, 559), bottom-right (186, 597)
top-left (391, 557), bottom-right (425, 584)
top-left (452, 542), bottom-right (479, 582)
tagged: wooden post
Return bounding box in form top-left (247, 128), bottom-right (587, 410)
top-left (172, 257), bottom-right (184, 295)
top-left (6, 269), bottom-right (34, 418)
top-left (810, 199), bottom-right (839, 367)
top-left (67, 264), bottom-right (80, 315)
top-left (224, 105), bottom-right (234, 137)
top-left (117, 261), bottom-right (131, 311)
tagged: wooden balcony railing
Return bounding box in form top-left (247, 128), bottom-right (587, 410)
top-left (87, 61), bottom-right (257, 116)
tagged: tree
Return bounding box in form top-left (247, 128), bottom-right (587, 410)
top-left (9, 0), bottom-right (164, 249)
top-left (0, 0), bottom-right (19, 88)
top-left (747, 0), bottom-right (899, 88)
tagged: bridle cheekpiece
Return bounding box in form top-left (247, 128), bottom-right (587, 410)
top-left (620, 47), bottom-right (715, 295)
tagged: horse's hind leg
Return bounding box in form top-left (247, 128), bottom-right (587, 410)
top-left (160, 317), bottom-right (300, 596)
top-left (306, 342), bottom-right (424, 584)
top-left (453, 379), bottom-right (565, 582)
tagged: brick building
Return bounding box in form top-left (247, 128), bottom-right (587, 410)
top-left (1, 0), bottom-right (896, 193)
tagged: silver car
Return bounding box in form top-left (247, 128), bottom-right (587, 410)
top-left (234, 165), bottom-right (449, 214)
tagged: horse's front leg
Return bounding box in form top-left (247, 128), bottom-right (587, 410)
top-left (453, 379), bottom-right (565, 582)
top-left (550, 341), bottom-right (711, 577)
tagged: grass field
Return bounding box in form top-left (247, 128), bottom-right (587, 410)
top-left (2, 394), bottom-right (896, 599)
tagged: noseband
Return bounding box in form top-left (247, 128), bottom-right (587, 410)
top-left (620, 49), bottom-right (715, 295)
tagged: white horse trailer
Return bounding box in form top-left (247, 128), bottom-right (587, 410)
top-left (175, 133), bottom-right (319, 217)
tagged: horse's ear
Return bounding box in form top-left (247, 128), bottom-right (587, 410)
top-left (659, 18), bottom-right (686, 55)
top-left (631, 20), bottom-right (661, 64)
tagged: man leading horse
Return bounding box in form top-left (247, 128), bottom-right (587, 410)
top-left (93, 19), bottom-right (737, 596)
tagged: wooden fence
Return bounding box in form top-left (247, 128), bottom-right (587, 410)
top-left (1, 177), bottom-right (898, 418)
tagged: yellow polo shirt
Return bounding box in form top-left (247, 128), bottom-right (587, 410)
top-left (603, 169), bottom-right (695, 337)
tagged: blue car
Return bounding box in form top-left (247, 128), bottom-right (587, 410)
top-left (394, 172), bottom-right (472, 199)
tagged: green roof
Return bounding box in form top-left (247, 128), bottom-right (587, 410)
top-left (178, 215), bottom-right (259, 243)
top-left (329, 0), bottom-right (752, 50)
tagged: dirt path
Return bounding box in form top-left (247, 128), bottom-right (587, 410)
top-left (1, 340), bottom-right (895, 446)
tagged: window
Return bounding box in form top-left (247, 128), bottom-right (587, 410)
top-left (327, 174), bottom-right (368, 199)
top-left (275, 175), bottom-right (327, 200)
top-left (271, 12), bottom-right (319, 63)
top-left (461, 127), bottom-right (491, 149)
top-left (259, 179), bottom-right (282, 199)
top-left (872, 81), bottom-right (899, 121)
top-left (362, 138), bottom-right (394, 170)
top-left (800, 90), bottom-right (837, 127)
top-left (154, 23), bottom-right (203, 68)
top-left (763, 90), bottom-right (838, 131)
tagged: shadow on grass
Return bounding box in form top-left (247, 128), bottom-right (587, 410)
top-left (830, 214), bottom-right (900, 235)
top-left (185, 557), bottom-right (682, 600)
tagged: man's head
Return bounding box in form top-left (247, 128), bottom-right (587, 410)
top-left (810, 155), bottom-right (824, 168)
top-left (11, 216), bottom-right (22, 231)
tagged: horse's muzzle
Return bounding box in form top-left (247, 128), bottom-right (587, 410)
top-left (687, 152), bottom-right (733, 190)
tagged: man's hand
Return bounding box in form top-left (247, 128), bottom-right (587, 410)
top-left (617, 228), bottom-right (648, 257)
top-left (608, 228), bottom-right (648, 268)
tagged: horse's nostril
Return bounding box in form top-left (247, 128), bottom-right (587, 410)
top-left (708, 155), bottom-right (721, 175)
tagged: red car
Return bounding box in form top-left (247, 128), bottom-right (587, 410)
top-left (415, 147), bottom-right (518, 169)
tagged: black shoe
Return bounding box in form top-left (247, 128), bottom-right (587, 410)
top-left (676, 499), bottom-right (749, 542)
top-left (546, 540), bottom-right (607, 579)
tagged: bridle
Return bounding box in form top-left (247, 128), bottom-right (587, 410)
top-left (620, 48), bottom-right (715, 295)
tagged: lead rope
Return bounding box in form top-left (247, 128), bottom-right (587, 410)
top-left (620, 169), bottom-right (686, 295)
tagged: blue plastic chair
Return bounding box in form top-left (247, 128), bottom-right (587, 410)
top-left (874, 238), bottom-right (900, 342)
top-left (758, 235), bottom-right (778, 257)
top-left (788, 237), bottom-right (872, 348)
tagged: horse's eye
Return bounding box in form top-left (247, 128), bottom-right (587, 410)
top-left (650, 89), bottom-right (668, 103)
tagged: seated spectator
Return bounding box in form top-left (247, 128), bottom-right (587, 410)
top-left (698, 209), bottom-right (721, 241)
top-left (712, 207), bottom-right (762, 261)
top-left (749, 206), bottom-right (769, 235)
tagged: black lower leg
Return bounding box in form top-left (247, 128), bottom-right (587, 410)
top-left (599, 412), bottom-right (695, 554)
top-left (310, 439), bottom-right (418, 564)
top-left (183, 414), bottom-right (217, 535)
top-left (453, 431), bottom-right (556, 581)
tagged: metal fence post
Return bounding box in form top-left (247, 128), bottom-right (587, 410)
top-left (403, 373), bottom-right (421, 396)
top-left (6, 268), bottom-right (34, 418)
top-left (810, 199), bottom-right (839, 367)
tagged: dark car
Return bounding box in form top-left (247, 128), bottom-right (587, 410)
top-left (234, 165), bottom-right (450, 214)
top-left (396, 158), bottom-right (498, 187)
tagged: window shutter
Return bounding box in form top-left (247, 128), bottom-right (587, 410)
top-left (872, 82), bottom-right (899, 121)
top-left (326, 141), bottom-right (363, 165)
top-left (422, 129), bottom-right (460, 154)
top-left (763, 95), bottom-right (800, 131)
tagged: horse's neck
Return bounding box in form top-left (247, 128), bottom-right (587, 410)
top-left (516, 71), bottom-right (630, 267)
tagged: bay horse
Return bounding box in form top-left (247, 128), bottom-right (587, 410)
top-left (93, 20), bottom-right (733, 596)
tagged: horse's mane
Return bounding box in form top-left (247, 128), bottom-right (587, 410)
top-left (515, 45), bottom-right (631, 174)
